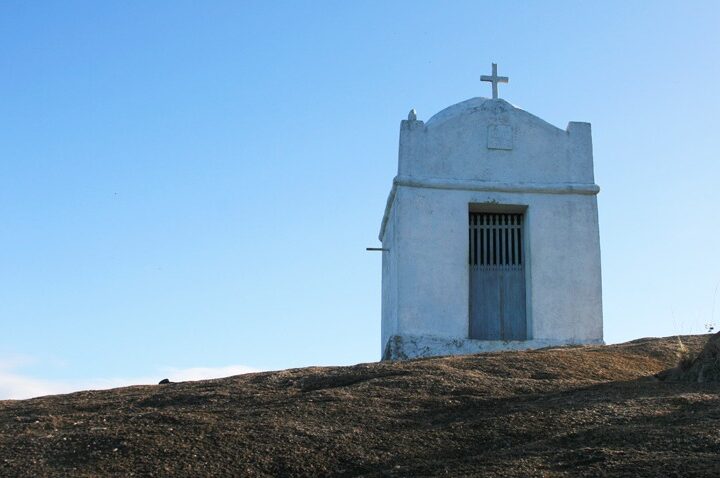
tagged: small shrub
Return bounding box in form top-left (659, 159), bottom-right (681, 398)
top-left (676, 336), bottom-right (693, 371)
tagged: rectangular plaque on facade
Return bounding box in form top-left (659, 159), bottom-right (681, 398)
top-left (487, 124), bottom-right (513, 150)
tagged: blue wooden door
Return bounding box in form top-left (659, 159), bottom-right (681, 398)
top-left (469, 213), bottom-right (527, 340)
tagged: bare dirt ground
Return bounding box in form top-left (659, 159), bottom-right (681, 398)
top-left (1, 334), bottom-right (719, 477)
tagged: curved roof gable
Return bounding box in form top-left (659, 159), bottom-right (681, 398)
top-left (425, 97), bottom-right (565, 133)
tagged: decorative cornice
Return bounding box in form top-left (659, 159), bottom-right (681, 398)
top-left (379, 176), bottom-right (600, 240)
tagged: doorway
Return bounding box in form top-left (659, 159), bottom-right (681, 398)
top-left (469, 212), bottom-right (527, 340)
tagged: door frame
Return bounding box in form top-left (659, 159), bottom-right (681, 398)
top-left (468, 203), bottom-right (532, 340)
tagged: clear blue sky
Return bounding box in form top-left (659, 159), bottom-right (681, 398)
top-left (1, 1), bottom-right (718, 398)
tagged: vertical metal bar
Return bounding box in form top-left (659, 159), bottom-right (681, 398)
top-left (510, 215), bottom-right (515, 266)
top-left (499, 214), bottom-right (503, 266)
top-left (495, 214), bottom-right (499, 267)
top-left (504, 214), bottom-right (509, 266)
top-left (486, 214), bottom-right (490, 266)
top-left (497, 214), bottom-right (501, 266)
top-left (500, 214), bottom-right (506, 267)
top-left (490, 214), bottom-right (496, 265)
top-left (477, 215), bottom-right (485, 265)
top-left (498, 214), bottom-right (503, 267)
top-left (518, 215), bottom-right (523, 265)
top-left (479, 214), bottom-right (484, 266)
top-left (485, 214), bottom-right (490, 266)
top-left (512, 215), bottom-right (518, 266)
top-left (517, 214), bottom-right (521, 267)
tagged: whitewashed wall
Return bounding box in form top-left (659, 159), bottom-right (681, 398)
top-left (380, 98), bottom-right (603, 359)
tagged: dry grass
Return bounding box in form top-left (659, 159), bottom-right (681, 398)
top-left (675, 336), bottom-right (694, 371)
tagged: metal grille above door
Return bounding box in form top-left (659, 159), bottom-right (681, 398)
top-left (469, 212), bottom-right (527, 340)
top-left (469, 213), bottom-right (523, 268)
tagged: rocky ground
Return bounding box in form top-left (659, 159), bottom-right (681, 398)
top-left (1, 334), bottom-right (719, 477)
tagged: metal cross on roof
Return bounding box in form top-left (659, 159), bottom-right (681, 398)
top-left (481, 63), bottom-right (509, 100)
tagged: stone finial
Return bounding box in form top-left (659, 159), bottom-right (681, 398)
top-left (407, 109), bottom-right (417, 121)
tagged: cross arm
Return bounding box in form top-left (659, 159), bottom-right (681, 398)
top-left (481, 75), bottom-right (509, 83)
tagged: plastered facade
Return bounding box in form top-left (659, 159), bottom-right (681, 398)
top-left (379, 97), bottom-right (603, 360)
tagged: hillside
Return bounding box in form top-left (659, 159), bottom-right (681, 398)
top-left (1, 334), bottom-right (718, 477)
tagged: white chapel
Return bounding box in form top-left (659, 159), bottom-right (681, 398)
top-left (378, 64), bottom-right (603, 360)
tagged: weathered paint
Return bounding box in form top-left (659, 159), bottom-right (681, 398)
top-left (379, 97), bottom-right (603, 360)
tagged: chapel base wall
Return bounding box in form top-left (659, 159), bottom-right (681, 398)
top-left (382, 334), bottom-right (604, 361)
